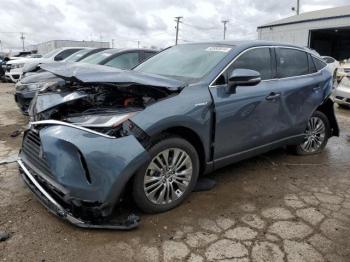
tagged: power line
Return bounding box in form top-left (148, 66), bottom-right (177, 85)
top-left (174, 16), bottom-right (183, 45)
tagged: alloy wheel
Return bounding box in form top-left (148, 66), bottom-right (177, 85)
top-left (301, 116), bottom-right (326, 153)
top-left (143, 148), bottom-right (193, 205)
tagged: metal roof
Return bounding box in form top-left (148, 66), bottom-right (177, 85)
top-left (258, 5), bottom-right (350, 29)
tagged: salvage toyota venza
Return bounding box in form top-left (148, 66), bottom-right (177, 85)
top-left (18, 41), bottom-right (339, 229)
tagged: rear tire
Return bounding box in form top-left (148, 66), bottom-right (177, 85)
top-left (289, 111), bottom-right (330, 155)
top-left (132, 136), bottom-right (199, 213)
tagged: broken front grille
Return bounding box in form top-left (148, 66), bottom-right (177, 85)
top-left (22, 130), bottom-right (52, 178)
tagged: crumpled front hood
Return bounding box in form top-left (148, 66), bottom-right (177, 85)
top-left (20, 71), bottom-right (61, 84)
top-left (40, 62), bottom-right (186, 92)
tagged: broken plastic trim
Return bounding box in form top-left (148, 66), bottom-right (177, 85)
top-left (18, 158), bottom-right (140, 230)
top-left (30, 120), bottom-right (115, 138)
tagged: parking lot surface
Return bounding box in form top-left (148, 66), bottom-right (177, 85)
top-left (0, 82), bottom-right (350, 262)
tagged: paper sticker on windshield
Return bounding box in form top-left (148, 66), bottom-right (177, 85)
top-left (102, 53), bottom-right (112, 57)
top-left (206, 47), bottom-right (231, 52)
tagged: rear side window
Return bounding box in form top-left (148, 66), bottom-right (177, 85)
top-left (308, 54), bottom-right (317, 73)
top-left (313, 57), bottom-right (327, 71)
top-left (277, 48), bottom-right (309, 78)
top-left (323, 57), bottom-right (335, 63)
top-left (144, 52), bottom-right (156, 60)
top-left (55, 49), bottom-right (81, 61)
top-left (229, 48), bottom-right (273, 80)
top-left (104, 52), bottom-right (140, 70)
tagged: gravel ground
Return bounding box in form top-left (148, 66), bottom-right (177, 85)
top-left (0, 82), bottom-right (350, 262)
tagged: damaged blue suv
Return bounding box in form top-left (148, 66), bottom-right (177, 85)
top-left (18, 41), bottom-right (339, 229)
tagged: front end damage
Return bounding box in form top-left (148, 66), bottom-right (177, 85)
top-left (18, 122), bottom-right (150, 229)
top-left (19, 63), bottom-right (185, 229)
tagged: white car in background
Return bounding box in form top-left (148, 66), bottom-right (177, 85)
top-left (322, 56), bottom-right (339, 85)
top-left (5, 47), bottom-right (83, 82)
top-left (337, 59), bottom-right (350, 81)
top-left (333, 76), bottom-right (350, 108)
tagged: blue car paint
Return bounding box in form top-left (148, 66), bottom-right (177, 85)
top-left (21, 125), bottom-right (149, 215)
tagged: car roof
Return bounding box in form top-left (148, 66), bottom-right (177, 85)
top-left (181, 40), bottom-right (308, 50)
top-left (104, 48), bottom-right (158, 54)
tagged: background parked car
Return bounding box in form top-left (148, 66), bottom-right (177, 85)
top-left (337, 59), bottom-right (350, 82)
top-left (5, 47), bottom-right (83, 82)
top-left (0, 57), bottom-right (5, 79)
top-left (322, 56), bottom-right (339, 86)
top-left (14, 48), bottom-right (158, 114)
top-left (21, 48), bottom-right (109, 79)
top-left (333, 76), bottom-right (350, 108)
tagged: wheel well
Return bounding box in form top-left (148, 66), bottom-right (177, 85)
top-left (316, 98), bottom-right (339, 137)
top-left (162, 126), bottom-right (206, 175)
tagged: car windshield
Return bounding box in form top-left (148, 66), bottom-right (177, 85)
top-left (80, 50), bottom-right (118, 64)
top-left (64, 49), bottom-right (90, 62)
top-left (42, 49), bottom-right (60, 58)
top-left (134, 44), bottom-right (233, 81)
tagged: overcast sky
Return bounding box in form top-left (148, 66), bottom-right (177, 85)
top-left (0, 0), bottom-right (349, 52)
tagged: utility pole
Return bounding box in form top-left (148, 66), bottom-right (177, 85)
top-left (111, 39), bottom-right (114, 48)
top-left (174, 16), bottom-right (183, 45)
top-left (222, 20), bottom-right (229, 40)
top-left (137, 40), bottom-right (140, 48)
top-left (297, 0), bottom-right (300, 15)
top-left (292, 0), bottom-right (300, 15)
top-left (20, 32), bottom-right (25, 51)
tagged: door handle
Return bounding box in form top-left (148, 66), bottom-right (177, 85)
top-left (265, 92), bottom-right (281, 101)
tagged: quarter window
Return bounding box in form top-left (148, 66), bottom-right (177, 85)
top-left (323, 57), bottom-right (335, 64)
top-left (312, 57), bottom-right (327, 71)
top-left (144, 52), bottom-right (156, 60)
top-left (104, 52), bottom-right (140, 70)
top-left (229, 48), bottom-right (273, 80)
top-left (277, 48), bottom-right (309, 78)
top-left (55, 49), bottom-right (81, 61)
top-left (308, 54), bottom-right (317, 73)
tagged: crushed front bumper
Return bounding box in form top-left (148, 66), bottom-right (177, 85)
top-left (18, 121), bottom-right (150, 229)
top-left (18, 159), bottom-right (140, 229)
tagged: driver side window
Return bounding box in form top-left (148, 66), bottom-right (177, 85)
top-left (214, 48), bottom-right (273, 85)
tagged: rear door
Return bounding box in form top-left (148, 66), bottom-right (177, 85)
top-left (210, 47), bottom-right (287, 161)
top-left (274, 47), bottom-right (328, 136)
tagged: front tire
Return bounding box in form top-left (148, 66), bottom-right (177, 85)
top-left (290, 111), bottom-right (330, 155)
top-left (132, 136), bottom-right (199, 213)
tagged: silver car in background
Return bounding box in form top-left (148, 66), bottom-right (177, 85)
top-left (333, 76), bottom-right (350, 108)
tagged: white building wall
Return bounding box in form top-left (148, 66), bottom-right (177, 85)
top-left (258, 16), bottom-right (350, 47)
top-left (34, 40), bottom-right (110, 55)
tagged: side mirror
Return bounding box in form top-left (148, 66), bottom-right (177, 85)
top-left (54, 55), bottom-right (64, 61)
top-left (226, 69), bottom-right (261, 94)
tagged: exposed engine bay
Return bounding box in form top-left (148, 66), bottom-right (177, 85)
top-left (31, 80), bottom-right (179, 142)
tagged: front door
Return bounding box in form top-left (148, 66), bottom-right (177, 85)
top-left (209, 47), bottom-right (285, 163)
